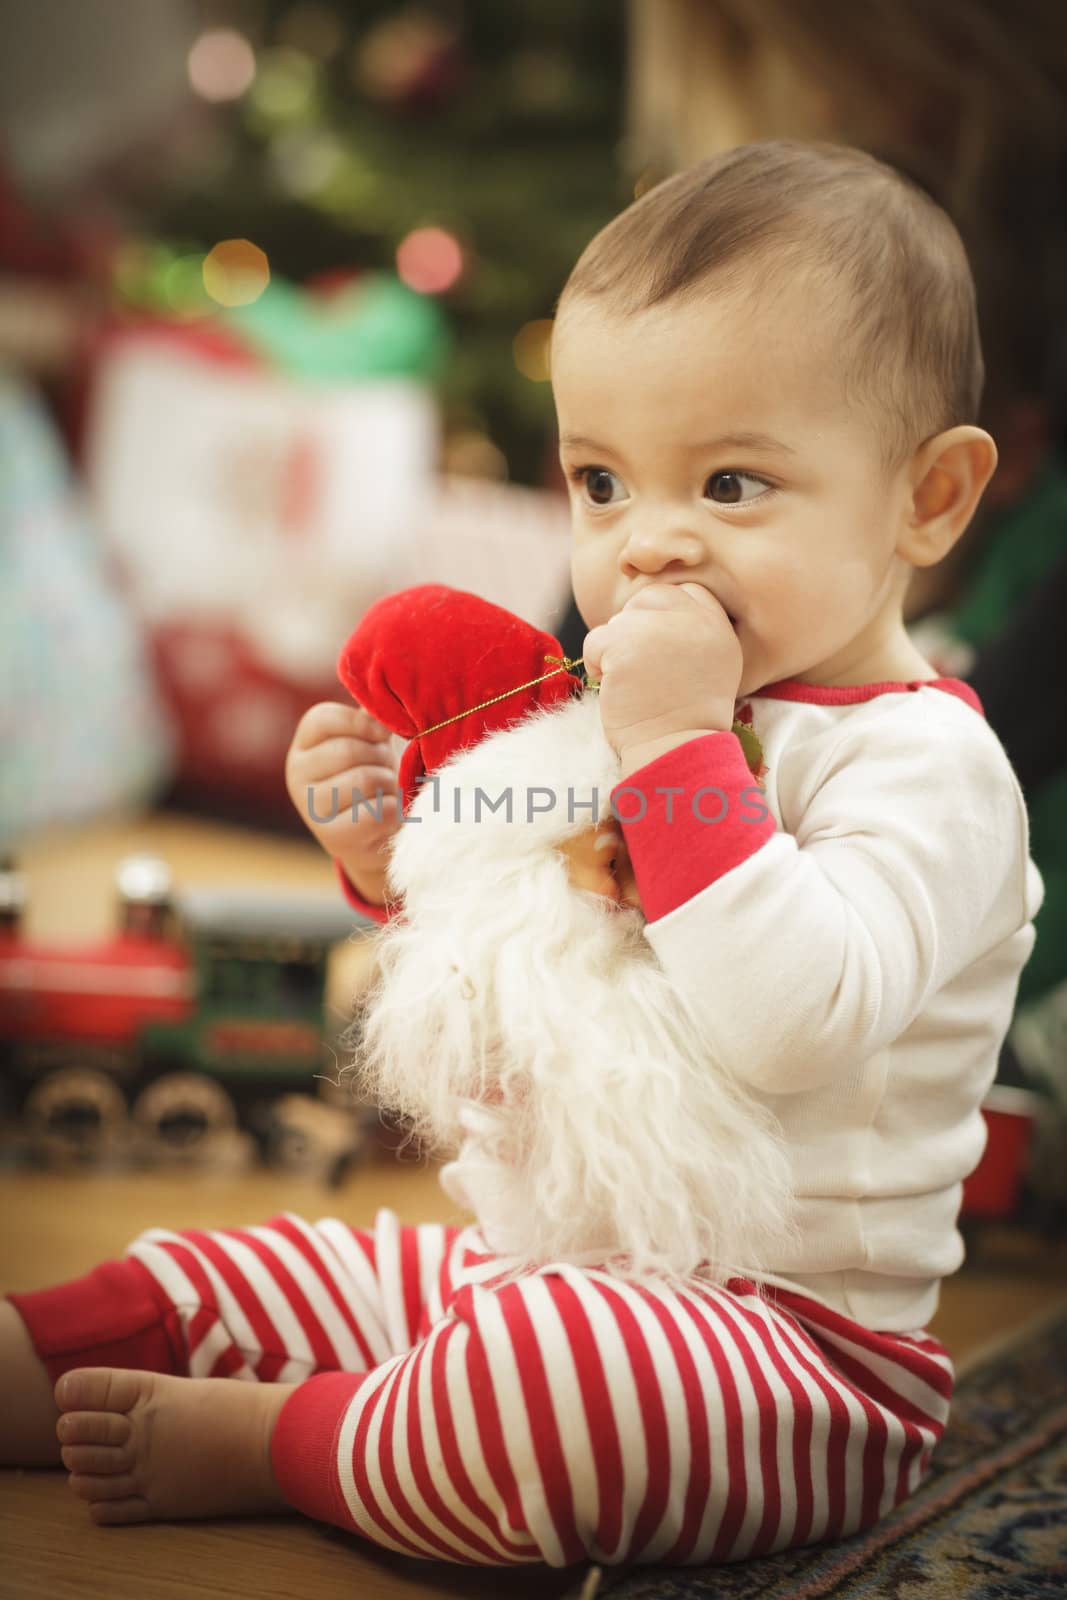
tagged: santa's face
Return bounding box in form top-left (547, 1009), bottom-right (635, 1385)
top-left (556, 818), bottom-right (640, 909)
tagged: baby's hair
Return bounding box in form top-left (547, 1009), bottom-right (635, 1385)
top-left (553, 139), bottom-right (984, 475)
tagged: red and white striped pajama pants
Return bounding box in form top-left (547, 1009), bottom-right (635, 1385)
top-left (6, 1207), bottom-right (954, 1569)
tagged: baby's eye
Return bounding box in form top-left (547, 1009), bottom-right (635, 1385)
top-left (705, 470), bottom-right (772, 505)
top-left (571, 466), bottom-right (624, 507)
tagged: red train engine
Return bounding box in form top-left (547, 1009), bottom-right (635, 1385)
top-left (0, 855), bottom-right (375, 1182)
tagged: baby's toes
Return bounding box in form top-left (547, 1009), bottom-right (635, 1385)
top-left (61, 1441), bottom-right (134, 1475)
top-left (56, 1406), bottom-right (132, 1449)
top-left (54, 1367), bottom-right (143, 1418)
top-left (68, 1469), bottom-right (141, 1502)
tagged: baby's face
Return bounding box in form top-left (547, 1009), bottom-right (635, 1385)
top-left (552, 280), bottom-right (917, 695)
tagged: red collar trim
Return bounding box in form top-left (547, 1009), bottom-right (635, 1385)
top-left (751, 676), bottom-right (985, 717)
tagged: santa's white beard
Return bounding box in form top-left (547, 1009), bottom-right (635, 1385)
top-left (346, 692), bottom-right (798, 1289)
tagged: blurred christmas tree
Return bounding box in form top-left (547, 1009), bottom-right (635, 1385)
top-left (135, 0), bottom-right (632, 489)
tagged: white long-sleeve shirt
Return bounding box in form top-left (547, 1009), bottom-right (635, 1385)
top-left (605, 674), bottom-right (1044, 1331)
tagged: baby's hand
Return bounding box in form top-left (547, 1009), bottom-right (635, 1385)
top-left (285, 701), bottom-right (402, 904)
top-left (582, 583), bottom-right (742, 774)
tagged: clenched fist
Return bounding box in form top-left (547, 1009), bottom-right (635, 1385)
top-left (285, 701), bottom-right (403, 906)
top-left (582, 582), bottom-right (742, 778)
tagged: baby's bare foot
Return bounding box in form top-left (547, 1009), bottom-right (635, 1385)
top-left (54, 1367), bottom-right (299, 1525)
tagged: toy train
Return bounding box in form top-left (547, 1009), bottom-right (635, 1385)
top-left (0, 854), bottom-right (379, 1184)
top-left (1, 853), bottom-right (1041, 1216)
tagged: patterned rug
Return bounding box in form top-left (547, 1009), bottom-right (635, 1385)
top-left (566, 1301), bottom-right (1067, 1600)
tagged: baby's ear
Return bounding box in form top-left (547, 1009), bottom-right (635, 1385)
top-left (899, 425), bottom-right (998, 567)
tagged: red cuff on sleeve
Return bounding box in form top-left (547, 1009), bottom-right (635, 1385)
top-left (5, 1257), bottom-right (186, 1383)
top-left (611, 732), bottom-right (776, 922)
top-left (271, 1370), bottom-right (375, 1528)
top-left (335, 860), bottom-right (392, 925)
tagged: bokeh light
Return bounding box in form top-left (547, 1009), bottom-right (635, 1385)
top-left (163, 255), bottom-right (212, 316)
top-left (354, 11), bottom-right (457, 102)
top-left (188, 29), bottom-right (256, 102)
top-left (270, 129), bottom-right (344, 197)
top-left (395, 227), bottom-right (464, 295)
top-left (113, 240), bottom-right (174, 306)
top-left (512, 319), bottom-right (554, 382)
top-left (202, 240), bottom-right (271, 307)
top-left (248, 48), bottom-right (318, 123)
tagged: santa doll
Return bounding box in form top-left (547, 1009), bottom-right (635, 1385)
top-left (337, 584), bottom-right (796, 1290)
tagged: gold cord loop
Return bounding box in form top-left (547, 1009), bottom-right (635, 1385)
top-left (414, 655), bottom-right (587, 739)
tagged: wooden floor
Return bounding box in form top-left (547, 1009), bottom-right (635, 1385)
top-left (3, 1162), bottom-right (1066, 1600)
top-left (3, 813), bottom-right (1066, 1597)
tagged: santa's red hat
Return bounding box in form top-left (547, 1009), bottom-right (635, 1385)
top-left (337, 584), bottom-right (585, 812)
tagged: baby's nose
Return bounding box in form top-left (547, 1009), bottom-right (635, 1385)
top-left (620, 525), bottom-right (704, 574)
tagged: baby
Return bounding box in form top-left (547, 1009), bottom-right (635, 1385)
top-left (1, 140), bottom-right (1043, 1569)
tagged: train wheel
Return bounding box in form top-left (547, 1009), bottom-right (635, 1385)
top-left (265, 1093), bottom-right (365, 1184)
top-left (24, 1069), bottom-right (130, 1165)
top-left (132, 1073), bottom-right (237, 1161)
